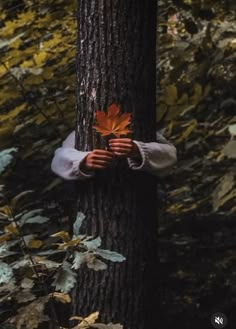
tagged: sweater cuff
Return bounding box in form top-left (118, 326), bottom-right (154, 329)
top-left (71, 157), bottom-right (95, 180)
top-left (127, 141), bottom-right (149, 170)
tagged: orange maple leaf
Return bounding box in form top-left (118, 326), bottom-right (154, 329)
top-left (93, 103), bottom-right (131, 137)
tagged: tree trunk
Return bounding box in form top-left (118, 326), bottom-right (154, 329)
top-left (73, 1), bottom-right (158, 328)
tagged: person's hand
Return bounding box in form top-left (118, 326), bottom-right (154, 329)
top-left (80, 149), bottom-right (114, 172)
top-left (109, 138), bottom-right (141, 159)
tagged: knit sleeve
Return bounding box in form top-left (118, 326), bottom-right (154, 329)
top-left (127, 132), bottom-right (177, 177)
top-left (51, 131), bottom-right (94, 180)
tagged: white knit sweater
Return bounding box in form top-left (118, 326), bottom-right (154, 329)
top-left (51, 131), bottom-right (177, 180)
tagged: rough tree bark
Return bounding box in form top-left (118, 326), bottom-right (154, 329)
top-left (73, 1), bottom-right (158, 328)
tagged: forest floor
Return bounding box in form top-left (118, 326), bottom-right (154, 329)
top-left (159, 211), bottom-right (236, 329)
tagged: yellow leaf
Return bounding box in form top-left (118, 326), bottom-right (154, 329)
top-left (212, 172), bottom-right (235, 211)
top-left (177, 93), bottom-right (188, 105)
top-left (51, 231), bottom-right (70, 242)
top-left (0, 103), bottom-right (26, 122)
top-left (5, 223), bottom-right (19, 235)
top-left (175, 119), bottom-right (197, 144)
top-left (28, 240), bottom-right (43, 249)
top-left (0, 11), bottom-right (6, 20)
top-left (33, 52), bottom-right (48, 66)
top-left (164, 84), bottom-right (178, 106)
top-left (31, 113), bottom-right (47, 125)
top-left (70, 311), bottom-right (99, 329)
top-left (21, 60), bottom-right (34, 68)
top-left (58, 238), bottom-right (81, 250)
top-left (190, 83), bottom-right (202, 105)
top-left (23, 75), bottom-right (44, 85)
top-left (10, 38), bottom-right (22, 49)
top-left (169, 186), bottom-right (191, 197)
top-left (42, 33), bottom-right (62, 49)
top-left (50, 292), bottom-right (71, 304)
top-left (0, 89), bottom-right (20, 106)
top-left (0, 64), bottom-right (8, 78)
top-left (1, 20), bottom-right (18, 37)
top-left (214, 189), bottom-right (236, 212)
top-left (0, 205), bottom-right (12, 217)
top-left (7, 50), bottom-right (24, 66)
top-left (17, 10), bottom-right (35, 24)
top-left (229, 39), bottom-right (236, 48)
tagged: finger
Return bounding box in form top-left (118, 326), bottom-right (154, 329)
top-left (91, 164), bottom-right (107, 170)
top-left (86, 162), bottom-right (109, 169)
top-left (109, 147), bottom-right (131, 153)
top-left (109, 141), bottom-right (132, 147)
top-left (93, 149), bottom-right (114, 157)
top-left (113, 152), bottom-right (127, 157)
top-left (109, 144), bottom-right (132, 151)
top-left (109, 142), bottom-right (132, 147)
top-left (92, 160), bottom-right (112, 166)
top-left (109, 138), bottom-right (132, 143)
top-left (92, 155), bottom-right (114, 161)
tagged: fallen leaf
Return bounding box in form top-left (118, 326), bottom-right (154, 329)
top-left (49, 292), bottom-right (71, 304)
top-left (71, 311), bottom-right (99, 329)
top-left (212, 172), bottom-right (235, 211)
top-left (21, 278), bottom-right (34, 289)
top-left (15, 290), bottom-right (36, 304)
top-left (10, 296), bottom-right (49, 329)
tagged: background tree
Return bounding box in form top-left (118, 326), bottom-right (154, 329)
top-left (72, 1), bottom-right (158, 328)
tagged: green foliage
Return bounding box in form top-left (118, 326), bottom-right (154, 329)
top-left (83, 237), bottom-right (102, 250)
top-left (0, 261), bottom-right (13, 284)
top-left (95, 249), bottom-right (126, 263)
top-left (73, 211), bottom-right (86, 236)
top-left (0, 178), bottom-right (125, 326)
top-left (0, 148), bottom-right (17, 175)
top-left (0, 1), bottom-right (78, 324)
top-left (158, 0), bottom-right (236, 215)
top-left (52, 261), bottom-right (77, 293)
top-left (158, 2), bottom-right (236, 324)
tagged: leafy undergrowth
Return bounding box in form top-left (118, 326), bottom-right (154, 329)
top-left (158, 1), bottom-right (236, 328)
